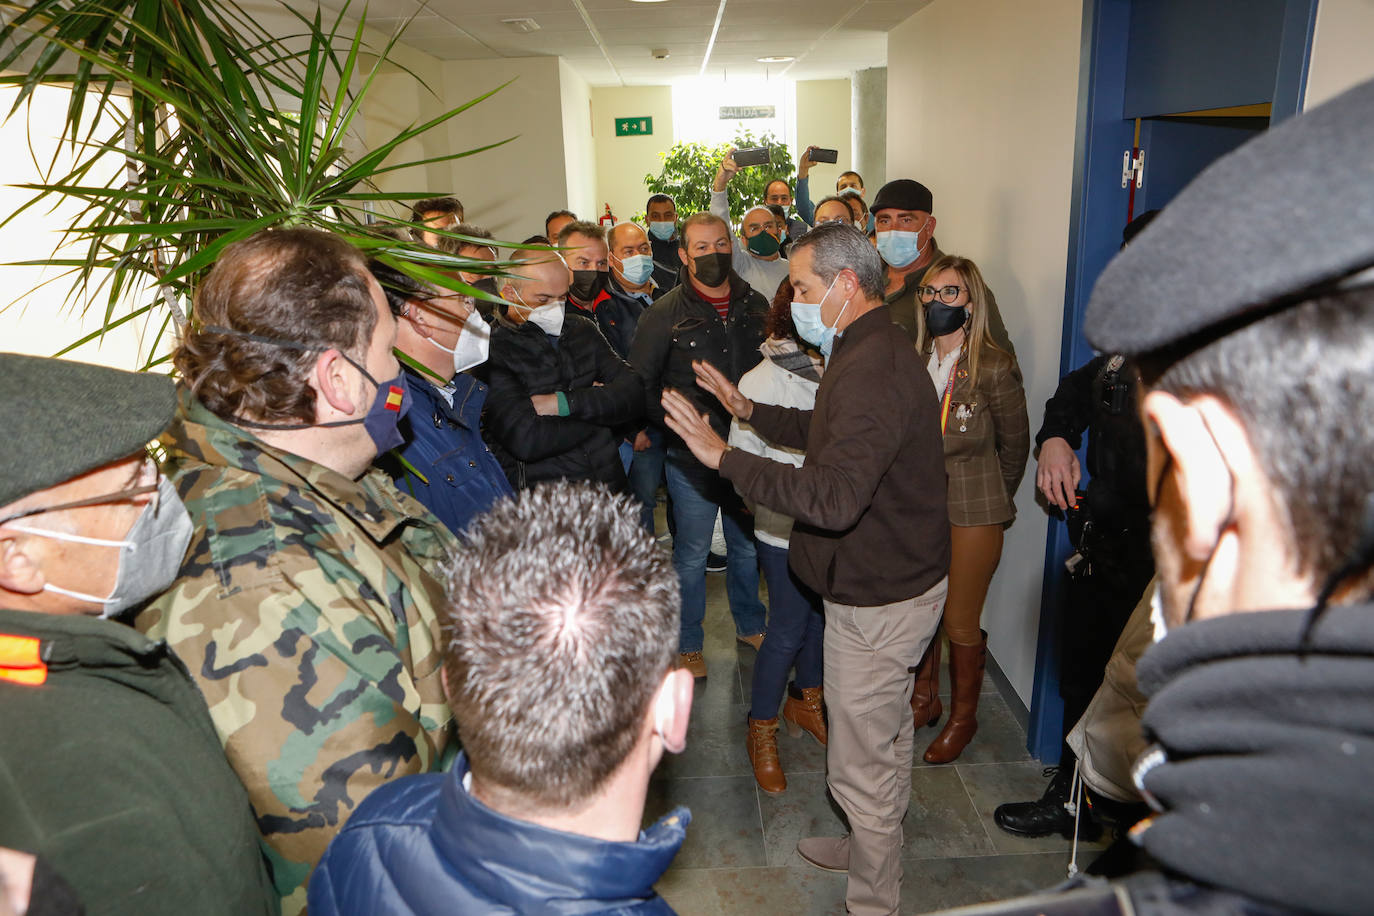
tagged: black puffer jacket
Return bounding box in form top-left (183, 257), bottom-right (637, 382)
top-left (484, 313), bottom-right (643, 491)
top-left (628, 268), bottom-right (768, 447)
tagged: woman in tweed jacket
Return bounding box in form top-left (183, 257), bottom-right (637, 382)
top-left (910, 254), bottom-right (1030, 763)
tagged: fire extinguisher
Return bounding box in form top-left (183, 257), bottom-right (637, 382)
top-left (599, 204), bottom-right (615, 226)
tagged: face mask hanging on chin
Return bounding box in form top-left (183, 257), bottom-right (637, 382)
top-left (199, 325), bottom-right (411, 455)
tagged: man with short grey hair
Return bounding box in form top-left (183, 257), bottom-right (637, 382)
top-left (310, 482), bottom-right (694, 915)
top-left (664, 221), bottom-right (950, 916)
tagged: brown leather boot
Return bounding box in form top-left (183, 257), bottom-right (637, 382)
top-left (781, 683), bottom-right (827, 746)
top-left (923, 630), bottom-right (987, 764)
top-left (747, 717), bottom-right (786, 794)
top-left (909, 637), bottom-right (943, 730)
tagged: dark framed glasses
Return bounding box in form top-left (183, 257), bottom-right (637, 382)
top-left (916, 284), bottom-right (966, 304)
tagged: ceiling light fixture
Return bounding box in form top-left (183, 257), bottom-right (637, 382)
top-left (757, 55), bottom-right (795, 63)
top-left (500, 17), bottom-right (540, 33)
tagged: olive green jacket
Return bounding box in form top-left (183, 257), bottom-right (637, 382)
top-left (136, 390), bottom-right (458, 915)
top-left (0, 608), bottom-right (278, 916)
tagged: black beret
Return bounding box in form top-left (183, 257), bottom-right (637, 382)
top-left (871, 179), bottom-right (934, 215)
top-left (1086, 76), bottom-right (1374, 355)
top-left (0, 354), bottom-right (176, 509)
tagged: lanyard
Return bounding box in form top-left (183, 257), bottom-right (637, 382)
top-left (938, 349), bottom-right (961, 436)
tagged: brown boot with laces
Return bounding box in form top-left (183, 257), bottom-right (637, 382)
top-left (781, 682), bottom-right (827, 746)
top-left (746, 716), bottom-right (786, 794)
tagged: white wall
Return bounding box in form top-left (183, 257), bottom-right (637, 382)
top-left (591, 85), bottom-right (675, 222)
top-left (1304, 0), bottom-right (1374, 108)
top-left (887, 0), bottom-right (1084, 705)
top-left (795, 78), bottom-right (853, 179)
top-left (559, 59), bottom-right (597, 221)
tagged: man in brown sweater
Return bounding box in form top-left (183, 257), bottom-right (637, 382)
top-left (663, 222), bottom-right (951, 916)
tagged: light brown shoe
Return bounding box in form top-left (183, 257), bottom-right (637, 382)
top-left (677, 651), bottom-right (707, 679)
top-left (746, 716), bottom-right (786, 795)
top-left (736, 632), bottom-right (765, 651)
top-left (796, 834), bottom-right (849, 872)
top-left (781, 682), bottom-right (827, 746)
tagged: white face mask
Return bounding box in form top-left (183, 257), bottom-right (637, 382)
top-left (513, 289), bottom-right (566, 336)
top-left (425, 306), bottom-right (490, 375)
top-left (9, 474), bottom-right (192, 618)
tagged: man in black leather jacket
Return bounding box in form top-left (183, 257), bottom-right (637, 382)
top-left (629, 211), bottom-right (769, 678)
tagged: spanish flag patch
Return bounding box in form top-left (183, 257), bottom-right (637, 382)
top-left (384, 386), bottom-right (405, 412)
top-left (0, 634), bottom-right (47, 686)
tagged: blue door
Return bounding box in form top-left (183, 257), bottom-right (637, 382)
top-left (1026, 0), bottom-right (1318, 762)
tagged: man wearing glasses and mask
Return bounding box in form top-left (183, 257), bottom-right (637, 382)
top-left (369, 255), bottom-right (511, 538)
top-left (0, 354), bottom-right (277, 915)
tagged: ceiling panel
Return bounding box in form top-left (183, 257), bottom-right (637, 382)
top-left (328, 0), bottom-right (928, 86)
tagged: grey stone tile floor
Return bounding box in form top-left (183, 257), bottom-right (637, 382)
top-left (644, 558), bottom-right (1107, 915)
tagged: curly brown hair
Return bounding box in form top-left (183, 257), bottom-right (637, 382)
top-left (765, 279), bottom-right (800, 342)
top-left (175, 227), bottom-right (377, 425)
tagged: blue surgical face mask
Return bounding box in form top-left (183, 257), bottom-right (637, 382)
top-left (790, 274), bottom-right (850, 359)
top-left (876, 226), bottom-right (928, 269)
top-left (648, 221), bottom-right (676, 241)
top-left (618, 253), bottom-right (654, 286)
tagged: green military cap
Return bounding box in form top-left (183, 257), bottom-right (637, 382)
top-left (0, 353), bottom-right (176, 508)
top-left (1086, 76), bottom-right (1374, 356)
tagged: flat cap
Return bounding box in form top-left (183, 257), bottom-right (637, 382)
top-left (1086, 76), bottom-right (1374, 355)
top-left (872, 179), bottom-right (934, 215)
top-left (0, 354), bottom-right (176, 509)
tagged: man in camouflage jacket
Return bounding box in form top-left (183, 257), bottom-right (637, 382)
top-left (135, 228), bottom-right (459, 915)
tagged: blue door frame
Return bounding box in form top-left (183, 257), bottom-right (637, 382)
top-left (1025, 0), bottom-right (1317, 762)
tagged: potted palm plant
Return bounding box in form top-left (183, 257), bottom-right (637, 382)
top-left (0, 0), bottom-right (514, 368)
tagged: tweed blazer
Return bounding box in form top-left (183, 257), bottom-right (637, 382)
top-left (927, 341), bottom-right (1030, 527)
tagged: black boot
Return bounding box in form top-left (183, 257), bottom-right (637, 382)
top-left (993, 765), bottom-right (1102, 840)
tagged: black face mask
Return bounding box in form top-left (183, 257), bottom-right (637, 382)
top-left (692, 252), bottom-right (732, 288)
top-left (570, 269), bottom-right (609, 302)
top-left (925, 302), bottom-right (969, 337)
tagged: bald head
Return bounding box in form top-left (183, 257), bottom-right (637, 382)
top-left (501, 253), bottom-right (570, 322)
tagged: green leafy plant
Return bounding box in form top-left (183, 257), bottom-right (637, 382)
top-left (0, 0), bottom-right (516, 368)
top-left (644, 130), bottom-right (795, 224)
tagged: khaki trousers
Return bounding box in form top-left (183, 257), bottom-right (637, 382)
top-left (824, 577), bottom-right (947, 916)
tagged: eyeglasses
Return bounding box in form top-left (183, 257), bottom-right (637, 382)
top-left (0, 459), bottom-right (161, 526)
top-left (916, 285), bottom-right (966, 304)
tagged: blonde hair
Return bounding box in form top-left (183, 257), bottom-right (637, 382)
top-left (917, 254), bottom-right (1005, 392)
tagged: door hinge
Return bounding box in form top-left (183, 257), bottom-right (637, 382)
top-left (1121, 149), bottom-right (1145, 189)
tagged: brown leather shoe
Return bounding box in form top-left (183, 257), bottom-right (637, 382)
top-left (747, 716), bottom-right (786, 794)
top-left (910, 636), bottom-right (943, 729)
top-left (923, 630), bottom-right (987, 764)
top-left (781, 682), bottom-right (827, 746)
top-left (796, 834), bottom-right (849, 872)
top-left (736, 632), bottom-right (765, 651)
top-left (677, 651), bottom-right (707, 679)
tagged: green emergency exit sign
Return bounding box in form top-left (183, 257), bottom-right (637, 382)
top-left (615, 116), bottom-right (653, 137)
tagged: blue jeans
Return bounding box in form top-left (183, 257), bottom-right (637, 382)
top-left (750, 540), bottom-right (825, 719)
top-left (665, 448), bottom-right (767, 653)
top-left (628, 427), bottom-right (667, 533)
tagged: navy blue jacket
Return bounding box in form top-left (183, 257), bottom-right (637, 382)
top-left (378, 368), bottom-right (512, 538)
top-left (309, 753), bottom-right (688, 915)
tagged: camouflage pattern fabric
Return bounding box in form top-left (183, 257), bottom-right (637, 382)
top-left (136, 389), bottom-right (459, 915)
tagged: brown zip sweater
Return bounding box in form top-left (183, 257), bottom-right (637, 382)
top-left (719, 305), bottom-right (951, 606)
